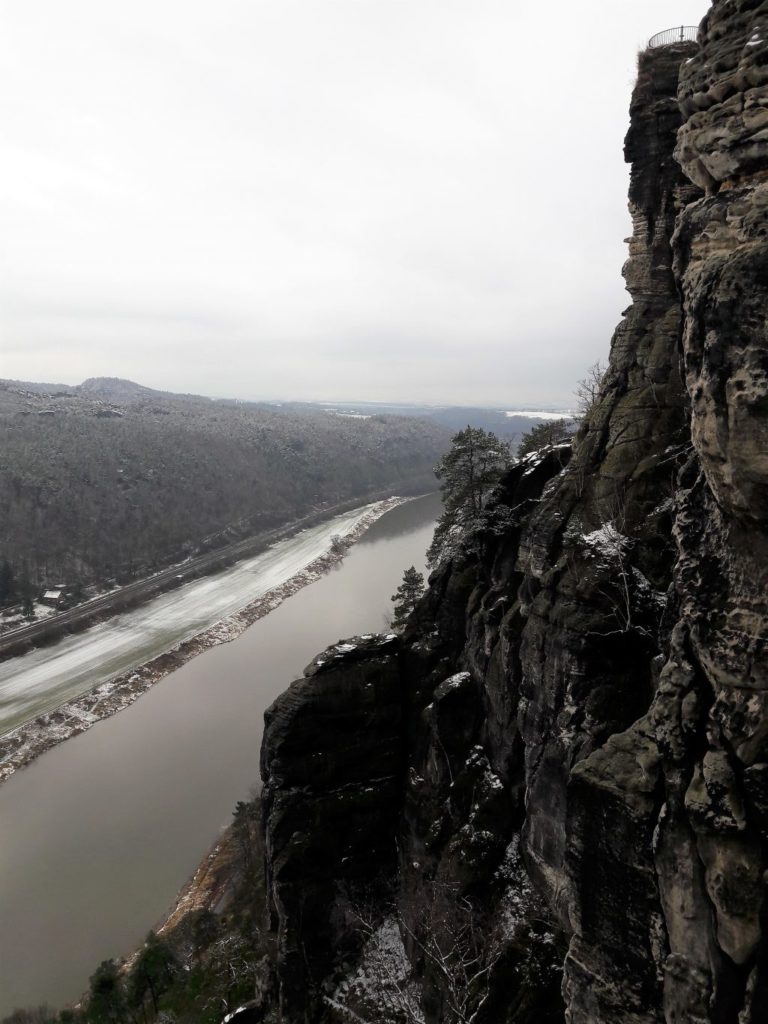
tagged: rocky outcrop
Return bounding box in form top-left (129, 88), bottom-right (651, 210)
top-left (261, 635), bottom-right (412, 1022)
top-left (562, 5), bottom-right (768, 1018)
top-left (676, 0), bottom-right (768, 193)
top-left (653, 4), bottom-right (768, 1018)
top-left (262, 452), bottom-right (572, 1024)
top-left (260, 5), bottom-right (768, 1022)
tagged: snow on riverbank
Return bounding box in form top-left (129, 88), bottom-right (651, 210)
top-left (0, 497), bottom-right (407, 785)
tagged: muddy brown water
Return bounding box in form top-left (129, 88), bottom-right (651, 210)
top-left (0, 493), bottom-right (440, 1015)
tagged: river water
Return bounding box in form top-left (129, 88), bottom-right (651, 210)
top-left (0, 493), bottom-right (439, 1016)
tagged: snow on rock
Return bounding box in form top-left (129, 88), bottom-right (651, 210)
top-left (519, 438), bottom-right (573, 476)
top-left (435, 671), bottom-right (471, 696)
top-left (307, 632), bottom-right (401, 676)
top-left (581, 523), bottom-right (629, 561)
top-left (327, 915), bottom-right (424, 1024)
top-left (493, 836), bottom-right (558, 951)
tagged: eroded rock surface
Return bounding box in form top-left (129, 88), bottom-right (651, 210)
top-left (261, 635), bottom-right (404, 1022)
top-left (260, 5), bottom-right (768, 1021)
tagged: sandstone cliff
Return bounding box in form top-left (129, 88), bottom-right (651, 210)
top-left (261, 4), bottom-right (768, 1021)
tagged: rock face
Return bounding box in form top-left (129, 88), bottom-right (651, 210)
top-left (652, 3), bottom-right (768, 1019)
top-left (260, 5), bottom-right (768, 1021)
top-left (261, 635), bottom-right (405, 1023)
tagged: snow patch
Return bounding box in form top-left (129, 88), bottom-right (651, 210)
top-left (506, 409), bottom-right (574, 420)
top-left (222, 1007), bottom-right (248, 1024)
top-left (329, 915), bottom-right (423, 1024)
top-left (581, 523), bottom-right (628, 561)
top-left (437, 671), bottom-right (470, 696)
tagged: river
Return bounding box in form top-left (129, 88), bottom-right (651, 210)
top-left (0, 503), bottom-right (390, 737)
top-left (0, 492), bottom-right (440, 1016)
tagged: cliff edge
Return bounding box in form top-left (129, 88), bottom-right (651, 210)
top-left (260, 4), bottom-right (768, 1021)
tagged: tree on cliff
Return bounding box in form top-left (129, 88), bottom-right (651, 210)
top-left (391, 566), bottom-right (425, 630)
top-left (340, 886), bottom-right (507, 1024)
top-left (516, 418), bottom-right (572, 459)
top-left (427, 427), bottom-right (511, 567)
top-left (574, 359), bottom-right (607, 419)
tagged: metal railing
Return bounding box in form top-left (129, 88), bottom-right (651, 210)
top-left (648, 25), bottom-right (699, 48)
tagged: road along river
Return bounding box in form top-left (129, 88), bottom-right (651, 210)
top-left (0, 502), bottom-right (399, 740)
top-left (0, 492), bottom-right (440, 1015)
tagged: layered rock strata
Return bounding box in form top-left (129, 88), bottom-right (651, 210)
top-left (260, 5), bottom-right (768, 1021)
top-left (653, 2), bottom-right (768, 1018)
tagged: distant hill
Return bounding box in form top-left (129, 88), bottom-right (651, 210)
top-left (0, 379), bottom-right (449, 592)
top-left (264, 400), bottom-right (574, 445)
top-left (5, 376), bottom-right (201, 403)
top-left (78, 377), bottom-right (170, 402)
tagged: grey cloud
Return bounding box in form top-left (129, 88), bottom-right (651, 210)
top-left (0, 0), bottom-right (707, 406)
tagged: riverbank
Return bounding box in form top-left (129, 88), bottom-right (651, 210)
top-left (0, 496), bottom-right (407, 786)
top-left (106, 814), bottom-right (267, 1020)
top-left (0, 483), bottom-right (433, 659)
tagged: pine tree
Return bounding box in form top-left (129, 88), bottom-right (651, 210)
top-left (391, 566), bottom-right (425, 630)
top-left (427, 426), bottom-right (511, 566)
top-left (516, 418), bottom-right (572, 459)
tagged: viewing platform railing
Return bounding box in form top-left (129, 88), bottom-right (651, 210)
top-left (648, 26), bottom-right (699, 48)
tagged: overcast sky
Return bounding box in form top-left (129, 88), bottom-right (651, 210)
top-left (1, 0), bottom-right (708, 407)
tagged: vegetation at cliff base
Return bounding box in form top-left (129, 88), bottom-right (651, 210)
top-left (0, 797), bottom-right (271, 1024)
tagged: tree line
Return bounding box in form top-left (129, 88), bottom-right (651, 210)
top-left (0, 384), bottom-right (449, 601)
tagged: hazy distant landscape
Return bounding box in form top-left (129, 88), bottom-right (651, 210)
top-left (0, 377), bottom-right (450, 598)
top-left (0, 376), bottom-right (569, 608)
top-left (272, 399), bottom-right (573, 443)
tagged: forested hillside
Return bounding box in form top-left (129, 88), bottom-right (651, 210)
top-left (0, 378), bottom-right (448, 593)
top-left (274, 400), bottom-right (567, 446)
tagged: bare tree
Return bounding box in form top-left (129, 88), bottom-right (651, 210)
top-left (574, 360), bottom-right (607, 419)
top-left (329, 886), bottom-right (502, 1024)
top-left (580, 493), bottom-right (664, 641)
top-left (399, 887), bottom-right (502, 1024)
